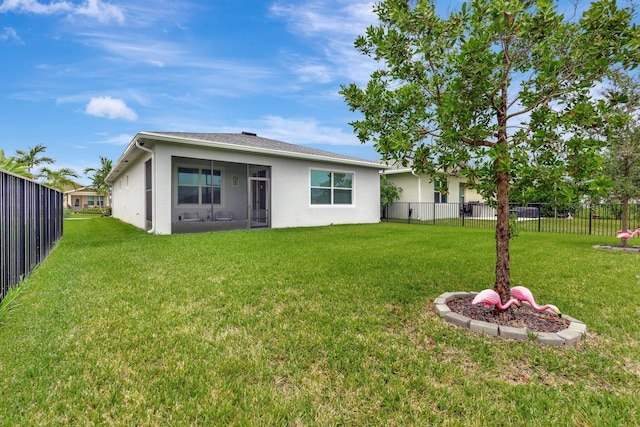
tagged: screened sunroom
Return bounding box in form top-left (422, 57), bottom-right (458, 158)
top-left (171, 156), bottom-right (271, 233)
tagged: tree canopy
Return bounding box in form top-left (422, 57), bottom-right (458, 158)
top-left (0, 149), bottom-right (32, 178)
top-left (15, 144), bottom-right (54, 174)
top-left (342, 0), bottom-right (639, 303)
top-left (40, 167), bottom-right (80, 191)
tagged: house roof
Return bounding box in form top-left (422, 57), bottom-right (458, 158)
top-left (107, 131), bottom-right (385, 182)
top-left (63, 186), bottom-right (99, 195)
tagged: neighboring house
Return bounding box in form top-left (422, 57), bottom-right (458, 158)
top-left (383, 165), bottom-right (494, 221)
top-left (105, 132), bottom-right (384, 234)
top-left (64, 186), bottom-right (109, 212)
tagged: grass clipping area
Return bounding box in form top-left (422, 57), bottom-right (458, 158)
top-left (1, 219), bottom-right (639, 425)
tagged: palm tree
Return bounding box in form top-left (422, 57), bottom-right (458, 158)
top-left (40, 167), bottom-right (80, 191)
top-left (15, 144), bottom-right (54, 175)
top-left (84, 156), bottom-right (113, 196)
top-left (0, 149), bottom-right (32, 178)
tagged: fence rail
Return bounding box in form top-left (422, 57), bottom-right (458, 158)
top-left (1, 170), bottom-right (63, 302)
top-left (382, 201), bottom-right (640, 237)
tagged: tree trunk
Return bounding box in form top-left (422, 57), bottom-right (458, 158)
top-left (494, 161), bottom-right (511, 304)
top-left (621, 197), bottom-right (629, 248)
top-left (494, 62), bottom-right (511, 305)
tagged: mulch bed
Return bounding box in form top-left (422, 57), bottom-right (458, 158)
top-left (446, 295), bottom-right (570, 333)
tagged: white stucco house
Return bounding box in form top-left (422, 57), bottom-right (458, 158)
top-left (383, 164), bottom-right (494, 221)
top-left (64, 186), bottom-right (109, 212)
top-left (105, 132), bottom-right (384, 234)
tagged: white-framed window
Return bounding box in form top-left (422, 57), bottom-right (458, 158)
top-left (177, 166), bottom-right (222, 205)
top-left (434, 178), bottom-right (448, 204)
top-left (310, 170), bottom-right (353, 205)
top-left (87, 196), bottom-right (95, 206)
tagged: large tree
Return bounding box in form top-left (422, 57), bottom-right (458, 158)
top-left (602, 72), bottom-right (640, 244)
top-left (342, 0), bottom-right (639, 305)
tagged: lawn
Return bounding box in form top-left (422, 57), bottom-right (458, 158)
top-left (1, 218), bottom-right (639, 425)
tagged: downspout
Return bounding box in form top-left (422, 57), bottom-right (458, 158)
top-left (411, 170), bottom-right (422, 220)
top-left (411, 170), bottom-right (422, 203)
top-left (135, 138), bottom-right (155, 234)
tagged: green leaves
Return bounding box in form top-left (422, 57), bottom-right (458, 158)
top-left (84, 156), bottom-right (113, 196)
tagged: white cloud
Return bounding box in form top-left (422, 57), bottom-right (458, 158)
top-left (77, 32), bottom-right (184, 66)
top-left (0, 0), bottom-right (125, 24)
top-left (0, 0), bottom-right (73, 15)
top-left (270, 1), bottom-right (379, 85)
top-left (290, 61), bottom-right (333, 83)
top-left (259, 115), bottom-right (360, 146)
top-left (85, 96), bottom-right (138, 121)
top-left (75, 0), bottom-right (125, 24)
top-left (92, 133), bottom-right (133, 145)
top-left (0, 26), bottom-right (22, 43)
top-left (270, 1), bottom-right (377, 38)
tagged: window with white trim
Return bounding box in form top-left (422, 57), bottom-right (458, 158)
top-left (310, 170), bottom-right (353, 205)
top-left (177, 167), bottom-right (222, 205)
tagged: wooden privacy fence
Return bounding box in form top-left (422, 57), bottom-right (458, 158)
top-left (382, 201), bottom-right (640, 237)
top-left (1, 170), bottom-right (63, 302)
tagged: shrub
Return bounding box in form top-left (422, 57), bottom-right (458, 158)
top-left (80, 207), bottom-right (112, 216)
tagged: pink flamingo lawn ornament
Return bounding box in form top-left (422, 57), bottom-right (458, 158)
top-left (510, 286), bottom-right (561, 317)
top-left (472, 289), bottom-right (519, 310)
top-left (617, 228), bottom-right (640, 240)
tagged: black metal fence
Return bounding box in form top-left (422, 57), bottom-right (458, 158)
top-left (382, 201), bottom-right (640, 237)
top-left (1, 170), bottom-right (63, 302)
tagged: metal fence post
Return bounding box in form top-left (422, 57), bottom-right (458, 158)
top-left (537, 203), bottom-right (541, 232)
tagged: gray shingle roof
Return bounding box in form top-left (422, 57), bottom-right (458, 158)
top-left (147, 131), bottom-right (379, 165)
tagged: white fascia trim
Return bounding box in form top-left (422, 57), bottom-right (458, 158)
top-left (382, 167), bottom-right (414, 175)
top-left (105, 134), bottom-right (144, 184)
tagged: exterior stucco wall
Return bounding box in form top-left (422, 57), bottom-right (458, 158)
top-left (153, 144), bottom-right (174, 234)
top-left (388, 173), bottom-right (420, 202)
top-left (111, 152), bottom-right (150, 231)
top-left (463, 185), bottom-right (483, 203)
top-left (270, 159), bottom-right (380, 229)
top-left (386, 172), bottom-right (484, 204)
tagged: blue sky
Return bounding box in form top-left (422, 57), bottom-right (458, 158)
top-left (1, 0), bottom-right (385, 184)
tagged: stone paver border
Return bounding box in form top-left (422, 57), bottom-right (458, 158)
top-left (593, 244), bottom-right (640, 253)
top-left (434, 292), bottom-right (587, 346)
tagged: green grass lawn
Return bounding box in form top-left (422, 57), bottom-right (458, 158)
top-left (1, 218), bottom-right (639, 425)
